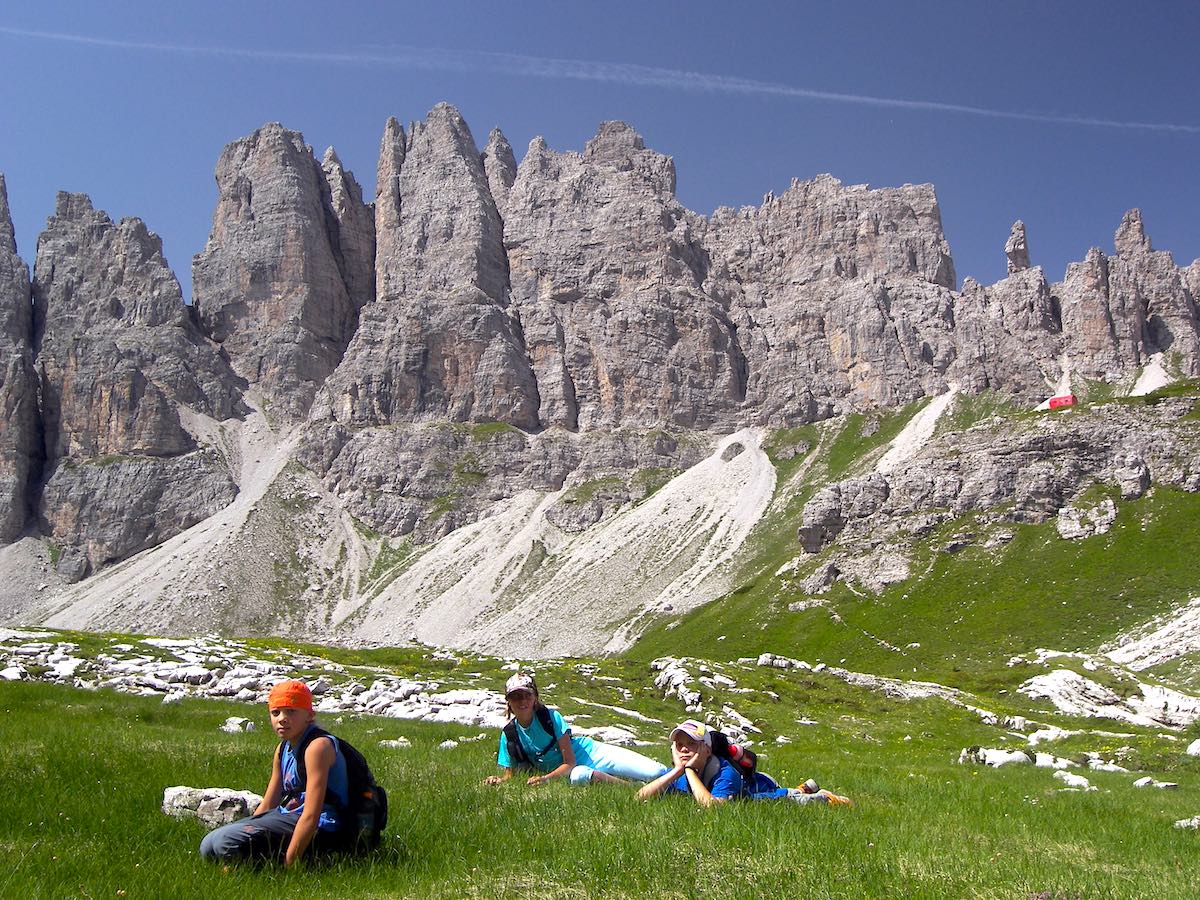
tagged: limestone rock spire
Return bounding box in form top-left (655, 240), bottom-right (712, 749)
top-left (0, 174), bottom-right (38, 543)
top-left (1005, 220), bottom-right (1030, 274)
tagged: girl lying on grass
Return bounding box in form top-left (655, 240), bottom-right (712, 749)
top-left (483, 672), bottom-right (669, 787)
top-left (636, 719), bottom-right (852, 808)
top-left (200, 680), bottom-right (354, 865)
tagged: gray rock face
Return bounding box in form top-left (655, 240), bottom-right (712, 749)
top-left (1005, 220), bottom-right (1030, 274)
top-left (194, 124), bottom-right (368, 421)
top-left (32, 193), bottom-right (242, 578)
top-left (703, 174), bottom-right (967, 421)
top-left (6, 106), bottom-right (1200, 606)
top-left (482, 127), bottom-right (517, 214)
top-left (41, 452), bottom-right (236, 580)
top-left (797, 399), bottom-right (1199, 565)
top-left (0, 175), bottom-right (38, 542)
top-left (321, 147), bottom-right (376, 314)
top-left (314, 105), bottom-right (539, 430)
top-left (299, 419), bottom-right (707, 542)
top-left (505, 121), bottom-right (742, 430)
top-left (952, 268), bottom-right (1062, 397)
top-left (1056, 211), bottom-right (1200, 384)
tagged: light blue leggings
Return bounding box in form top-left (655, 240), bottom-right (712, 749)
top-left (569, 741), bottom-right (669, 785)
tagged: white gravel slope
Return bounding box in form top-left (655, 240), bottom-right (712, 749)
top-left (351, 429), bottom-right (776, 657)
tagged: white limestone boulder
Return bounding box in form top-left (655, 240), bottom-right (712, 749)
top-left (162, 786), bottom-right (263, 827)
top-left (958, 747), bottom-right (1033, 767)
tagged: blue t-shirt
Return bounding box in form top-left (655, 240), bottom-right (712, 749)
top-left (277, 725), bottom-right (350, 831)
top-left (667, 757), bottom-right (745, 800)
top-left (496, 707), bottom-right (595, 771)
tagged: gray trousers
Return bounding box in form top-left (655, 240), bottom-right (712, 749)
top-left (199, 810), bottom-right (338, 863)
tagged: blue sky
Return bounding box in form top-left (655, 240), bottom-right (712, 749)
top-left (1, 1), bottom-right (1197, 300)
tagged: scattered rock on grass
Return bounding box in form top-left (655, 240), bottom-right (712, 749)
top-left (1084, 753), bottom-right (1129, 773)
top-left (1133, 777), bottom-right (1178, 789)
top-left (1034, 753), bottom-right (1076, 769)
top-left (219, 716), bottom-right (256, 733)
top-left (379, 737), bottom-right (411, 749)
top-left (1174, 816), bottom-right (1200, 829)
top-left (958, 747), bottom-right (1033, 767)
top-left (437, 739), bottom-right (459, 750)
top-left (1053, 771), bottom-right (1096, 791)
top-left (576, 726), bottom-right (639, 746)
top-left (163, 786), bottom-right (262, 827)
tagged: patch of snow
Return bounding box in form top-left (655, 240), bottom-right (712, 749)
top-left (1035, 355), bottom-right (1073, 410)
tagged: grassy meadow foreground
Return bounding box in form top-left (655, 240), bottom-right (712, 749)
top-left (3, 637), bottom-right (1200, 899)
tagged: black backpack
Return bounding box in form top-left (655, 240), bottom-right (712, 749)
top-left (285, 726), bottom-right (388, 851)
top-left (502, 704), bottom-right (561, 770)
top-left (709, 729), bottom-right (758, 784)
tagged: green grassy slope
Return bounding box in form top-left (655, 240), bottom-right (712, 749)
top-left (5, 676), bottom-right (1200, 899)
top-left (634, 488), bottom-right (1200, 692)
top-left (632, 380), bottom-right (1200, 704)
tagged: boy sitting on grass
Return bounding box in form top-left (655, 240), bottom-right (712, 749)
top-left (199, 680), bottom-right (350, 865)
top-left (636, 720), bottom-right (851, 808)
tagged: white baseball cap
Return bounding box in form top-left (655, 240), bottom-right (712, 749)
top-left (505, 672), bottom-right (537, 696)
top-left (669, 719), bottom-right (712, 746)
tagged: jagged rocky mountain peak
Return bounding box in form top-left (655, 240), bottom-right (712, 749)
top-left (376, 116), bottom-right (407, 215)
top-left (0, 170), bottom-right (36, 545)
top-left (0, 173), bottom-right (17, 252)
top-left (35, 193), bottom-right (185, 331)
top-left (407, 102), bottom-right (478, 155)
top-left (1006, 220), bottom-right (1030, 274)
top-left (192, 118), bottom-right (365, 420)
top-left (1115, 208), bottom-right (1151, 256)
top-left (584, 120), bottom-right (646, 160)
top-left (50, 190), bottom-right (100, 222)
top-left (482, 127), bottom-right (517, 209)
top-left (3, 104), bottom-right (1200, 621)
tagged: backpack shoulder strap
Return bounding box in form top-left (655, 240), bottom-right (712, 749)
top-left (532, 705), bottom-right (561, 759)
top-left (288, 725), bottom-right (331, 801)
top-left (535, 704), bottom-right (557, 736)
top-left (503, 719), bottom-right (531, 768)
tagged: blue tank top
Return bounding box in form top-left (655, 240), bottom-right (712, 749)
top-left (277, 725), bottom-right (350, 831)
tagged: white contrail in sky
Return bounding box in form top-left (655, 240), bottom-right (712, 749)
top-left (3, 25), bottom-right (1198, 135)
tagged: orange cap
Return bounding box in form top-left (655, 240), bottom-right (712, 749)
top-left (267, 680), bottom-right (313, 712)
